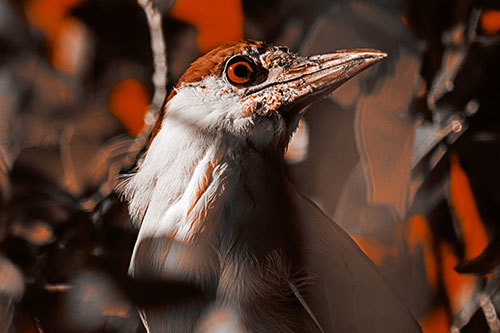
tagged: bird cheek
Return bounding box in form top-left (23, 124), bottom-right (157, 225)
top-left (241, 101), bottom-right (262, 118)
top-left (242, 90), bottom-right (285, 118)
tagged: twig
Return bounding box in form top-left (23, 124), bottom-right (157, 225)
top-left (137, 0), bottom-right (169, 131)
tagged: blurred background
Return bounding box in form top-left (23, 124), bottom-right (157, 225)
top-left (1, 0), bottom-right (500, 331)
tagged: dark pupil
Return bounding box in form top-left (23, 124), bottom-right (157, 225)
top-left (234, 64), bottom-right (249, 78)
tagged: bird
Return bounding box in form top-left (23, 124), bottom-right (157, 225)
top-left (121, 40), bottom-right (421, 332)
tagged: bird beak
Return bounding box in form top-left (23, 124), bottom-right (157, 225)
top-left (246, 49), bottom-right (387, 116)
top-left (288, 49), bottom-right (386, 95)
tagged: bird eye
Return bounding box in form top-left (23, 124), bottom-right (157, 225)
top-left (225, 57), bottom-right (255, 85)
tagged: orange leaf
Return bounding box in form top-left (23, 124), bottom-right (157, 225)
top-left (481, 10), bottom-right (500, 36)
top-left (169, 0), bottom-right (244, 53)
top-left (108, 79), bottom-right (150, 137)
top-left (449, 154), bottom-right (488, 261)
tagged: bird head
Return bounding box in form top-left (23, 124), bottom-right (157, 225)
top-left (151, 40), bottom-right (386, 151)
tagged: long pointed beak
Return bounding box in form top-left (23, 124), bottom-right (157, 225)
top-left (287, 49), bottom-right (387, 95)
top-left (243, 49), bottom-right (387, 116)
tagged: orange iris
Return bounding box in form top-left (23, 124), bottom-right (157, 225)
top-left (226, 60), bottom-right (254, 85)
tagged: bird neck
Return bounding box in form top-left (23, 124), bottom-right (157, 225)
top-left (218, 146), bottom-right (302, 261)
top-left (172, 142), bottom-right (305, 332)
top-left (215, 146), bottom-right (308, 331)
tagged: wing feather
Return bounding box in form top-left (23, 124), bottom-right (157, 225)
top-left (293, 188), bottom-right (421, 332)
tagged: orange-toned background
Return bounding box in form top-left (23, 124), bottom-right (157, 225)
top-left (3, 0), bottom-right (499, 331)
